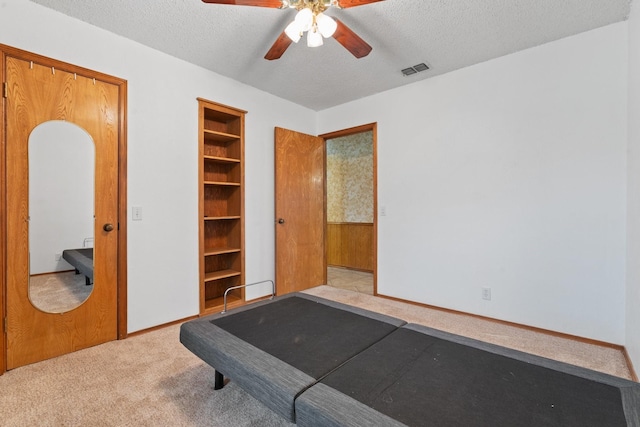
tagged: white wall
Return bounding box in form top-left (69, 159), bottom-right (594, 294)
top-left (0, 0), bottom-right (316, 332)
top-left (319, 23), bottom-right (628, 344)
top-left (1, 0), bottom-right (634, 350)
top-left (627, 2), bottom-right (640, 373)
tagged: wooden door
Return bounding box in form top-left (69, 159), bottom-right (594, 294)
top-left (5, 57), bottom-right (119, 369)
top-left (274, 127), bottom-right (326, 295)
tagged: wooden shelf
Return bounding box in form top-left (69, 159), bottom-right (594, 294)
top-left (204, 269), bottom-right (241, 282)
top-left (204, 155), bottom-right (240, 164)
top-left (204, 247), bottom-right (241, 256)
top-left (203, 293), bottom-right (244, 314)
top-left (204, 216), bottom-right (241, 221)
top-left (204, 181), bottom-right (241, 187)
top-left (199, 98), bottom-right (245, 316)
top-left (204, 129), bottom-right (240, 143)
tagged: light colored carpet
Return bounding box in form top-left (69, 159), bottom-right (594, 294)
top-left (0, 323), bottom-right (292, 427)
top-left (29, 271), bottom-right (92, 313)
top-left (324, 270), bottom-right (631, 379)
top-left (0, 285), bottom-right (633, 426)
top-left (305, 286), bottom-right (632, 379)
top-left (327, 267), bottom-right (373, 295)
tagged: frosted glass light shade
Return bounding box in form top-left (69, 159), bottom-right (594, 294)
top-left (316, 13), bottom-right (337, 38)
top-left (285, 20), bottom-right (302, 43)
top-left (295, 8), bottom-right (313, 32)
top-left (307, 29), bottom-right (323, 47)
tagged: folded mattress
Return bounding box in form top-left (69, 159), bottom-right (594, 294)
top-left (62, 248), bottom-right (93, 281)
top-left (179, 292), bottom-right (406, 422)
top-left (296, 323), bottom-right (640, 427)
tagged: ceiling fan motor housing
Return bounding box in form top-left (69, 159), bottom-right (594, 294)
top-left (283, 0), bottom-right (338, 12)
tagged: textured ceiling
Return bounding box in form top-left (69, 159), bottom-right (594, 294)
top-left (29, 0), bottom-right (631, 111)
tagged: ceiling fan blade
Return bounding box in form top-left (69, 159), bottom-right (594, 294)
top-left (332, 19), bottom-right (372, 58)
top-left (202, 0), bottom-right (284, 7)
top-left (265, 31), bottom-right (294, 60)
top-left (336, 0), bottom-right (384, 8)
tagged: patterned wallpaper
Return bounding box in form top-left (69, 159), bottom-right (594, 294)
top-left (326, 131), bottom-right (373, 223)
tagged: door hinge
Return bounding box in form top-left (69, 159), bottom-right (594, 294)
top-left (2, 82), bottom-right (7, 98)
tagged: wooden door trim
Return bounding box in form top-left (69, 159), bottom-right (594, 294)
top-left (0, 48), bottom-right (6, 375)
top-left (0, 44), bottom-right (128, 374)
top-left (320, 123), bottom-right (378, 295)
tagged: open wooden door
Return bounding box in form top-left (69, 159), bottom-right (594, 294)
top-left (3, 51), bottom-right (125, 369)
top-left (274, 127), bottom-right (326, 295)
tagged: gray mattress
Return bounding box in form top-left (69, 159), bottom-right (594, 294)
top-left (62, 248), bottom-right (93, 281)
top-left (295, 323), bottom-right (640, 427)
top-left (179, 293), bottom-right (406, 422)
top-left (180, 295), bottom-right (640, 426)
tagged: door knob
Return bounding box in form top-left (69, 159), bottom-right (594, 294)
top-left (278, 218), bottom-right (285, 224)
top-left (103, 223), bottom-right (115, 232)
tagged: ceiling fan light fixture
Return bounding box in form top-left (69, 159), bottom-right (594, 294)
top-left (295, 7), bottom-right (314, 32)
top-left (285, 20), bottom-right (302, 42)
top-left (307, 29), bottom-right (324, 47)
top-left (316, 13), bottom-right (337, 38)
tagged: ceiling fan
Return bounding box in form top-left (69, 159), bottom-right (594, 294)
top-left (202, 0), bottom-right (384, 60)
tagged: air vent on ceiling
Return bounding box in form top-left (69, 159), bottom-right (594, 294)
top-left (402, 63), bottom-right (430, 77)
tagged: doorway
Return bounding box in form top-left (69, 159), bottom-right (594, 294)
top-left (274, 124), bottom-right (377, 296)
top-left (274, 127), bottom-right (326, 295)
top-left (322, 125), bottom-right (376, 295)
top-left (1, 45), bottom-right (128, 373)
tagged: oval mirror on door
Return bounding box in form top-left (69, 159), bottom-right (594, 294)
top-left (28, 121), bottom-right (95, 313)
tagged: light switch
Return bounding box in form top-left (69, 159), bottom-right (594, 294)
top-left (132, 206), bottom-right (142, 221)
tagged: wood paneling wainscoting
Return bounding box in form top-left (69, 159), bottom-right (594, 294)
top-left (327, 222), bottom-right (373, 272)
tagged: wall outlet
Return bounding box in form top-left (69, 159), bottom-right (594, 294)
top-left (132, 206), bottom-right (143, 221)
top-left (482, 287), bottom-right (492, 301)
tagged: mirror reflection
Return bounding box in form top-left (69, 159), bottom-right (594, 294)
top-left (28, 121), bottom-right (95, 313)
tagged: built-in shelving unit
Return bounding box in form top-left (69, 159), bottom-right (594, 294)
top-left (198, 98), bottom-right (245, 315)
